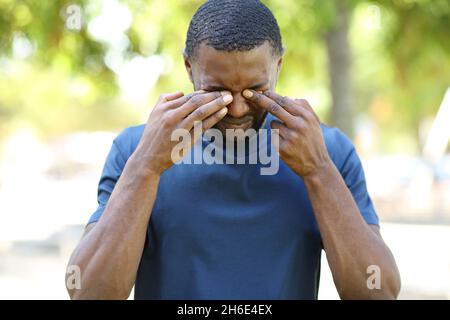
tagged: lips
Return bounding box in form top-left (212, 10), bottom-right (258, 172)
top-left (221, 115), bottom-right (253, 125)
top-left (220, 118), bottom-right (253, 130)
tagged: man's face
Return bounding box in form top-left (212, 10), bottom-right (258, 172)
top-left (185, 42), bottom-right (282, 134)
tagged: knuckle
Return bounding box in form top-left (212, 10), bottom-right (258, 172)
top-left (279, 144), bottom-right (289, 156)
top-left (159, 93), bottom-right (169, 102)
top-left (304, 111), bottom-right (315, 122)
top-left (185, 92), bottom-right (195, 99)
top-left (296, 98), bottom-right (309, 107)
top-left (299, 122), bottom-right (308, 132)
top-left (162, 113), bottom-right (175, 126)
top-left (285, 140), bottom-right (295, 151)
top-left (280, 96), bottom-right (289, 106)
top-left (212, 96), bottom-right (221, 106)
top-left (181, 93), bottom-right (193, 103)
top-left (293, 120), bottom-right (305, 132)
top-left (290, 131), bottom-right (300, 141)
top-left (269, 103), bottom-right (280, 114)
top-left (189, 94), bottom-right (203, 105)
top-left (193, 108), bottom-right (205, 119)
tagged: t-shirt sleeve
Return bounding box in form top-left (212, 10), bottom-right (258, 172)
top-left (87, 137), bottom-right (127, 225)
top-left (325, 127), bottom-right (379, 226)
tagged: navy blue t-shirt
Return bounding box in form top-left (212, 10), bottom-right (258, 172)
top-left (88, 114), bottom-right (378, 299)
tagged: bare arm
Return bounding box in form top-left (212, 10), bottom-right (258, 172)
top-left (303, 161), bottom-right (400, 299)
top-left (66, 157), bottom-right (160, 299)
top-left (243, 89), bottom-right (401, 299)
top-left (66, 90), bottom-right (233, 299)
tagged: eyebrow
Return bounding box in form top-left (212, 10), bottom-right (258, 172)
top-left (204, 81), bottom-right (269, 91)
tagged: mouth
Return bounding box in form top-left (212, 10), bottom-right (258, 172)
top-left (220, 116), bottom-right (254, 130)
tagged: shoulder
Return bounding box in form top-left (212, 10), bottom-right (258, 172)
top-left (321, 124), bottom-right (358, 171)
top-left (112, 124), bottom-right (146, 160)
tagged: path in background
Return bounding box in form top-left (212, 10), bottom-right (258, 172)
top-left (0, 222), bottom-right (448, 299)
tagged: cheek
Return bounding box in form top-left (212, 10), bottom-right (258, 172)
top-left (250, 104), bottom-right (267, 122)
top-left (192, 77), bottom-right (203, 90)
top-left (190, 68), bottom-right (205, 89)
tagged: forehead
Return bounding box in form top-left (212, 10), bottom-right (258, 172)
top-left (193, 42), bottom-right (276, 89)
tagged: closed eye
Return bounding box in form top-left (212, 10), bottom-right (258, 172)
top-left (251, 86), bottom-right (268, 92)
top-left (203, 86), bottom-right (226, 92)
top-left (203, 82), bottom-right (269, 92)
top-left (248, 81), bottom-right (269, 91)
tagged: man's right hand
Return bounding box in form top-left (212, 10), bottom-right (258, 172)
top-left (134, 90), bottom-right (233, 175)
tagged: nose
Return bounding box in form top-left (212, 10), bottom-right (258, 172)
top-left (226, 92), bottom-right (251, 118)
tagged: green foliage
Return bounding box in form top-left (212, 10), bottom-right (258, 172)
top-left (0, 0), bottom-right (448, 153)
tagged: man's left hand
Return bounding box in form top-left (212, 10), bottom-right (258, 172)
top-left (243, 89), bottom-right (331, 177)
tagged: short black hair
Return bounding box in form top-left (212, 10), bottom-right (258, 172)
top-left (185, 0), bottom-right (283, 58)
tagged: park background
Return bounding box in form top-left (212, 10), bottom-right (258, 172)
top-left (0, 0), bottom-right (449, 299)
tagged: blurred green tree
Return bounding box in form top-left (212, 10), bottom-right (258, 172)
top-left (0, 0), bottom-right (448, 152)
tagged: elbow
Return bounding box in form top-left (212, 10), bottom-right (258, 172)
top-left (338, 266), bottom-right (401, 300)
top-left (66, 281), bottom-right (130, 300)
top-left (65, 265), bottom-right (130, 300)
top-left (380, 267), bottom-right (401, 299)
top-left (68, 289), bottom-right (130, 300)
top-left (68, 288), bottom-right (86, 300)
top-left (376, 255), bottom-right (401, 299)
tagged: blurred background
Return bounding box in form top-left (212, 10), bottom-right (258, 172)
top-left (0, 0), bottom-right (449, 299)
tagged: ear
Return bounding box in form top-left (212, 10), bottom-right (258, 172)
top-left (272, 55), bottom-right (283, 84)
top-left (276, 56), bottom-right (283, 76)
top-left (183, 50), bottom-right (194, 83)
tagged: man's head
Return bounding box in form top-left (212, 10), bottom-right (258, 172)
top-left (184, 0), bottom-right (284, 134)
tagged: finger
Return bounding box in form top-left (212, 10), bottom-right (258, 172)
top-left (263, 91), bottom-right (301, 116)
top-left (270, 120), bottom-right (290, 139)
top-left (175, 91), bottom-right (231, 118)
top-left (269, 123), bottom-right (285, 153)
top-left (201, 107), bottom-right (229, 131)
top-left (158, 92), bottom-right (184, 104)
top-left (294, 98), bottom-right (320, 123)
top-left (164, 90), bottom-right (206, 109)
top-left (180, 93), bottom-right (233, 130)
top-left (264, 91), bottom-right (318, 123)
top-left (242, 89), bottom-right (295, 126)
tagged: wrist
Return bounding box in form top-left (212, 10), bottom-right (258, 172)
top-left (302, 158), bottom-right (336, 187)
top-left (128, 147), bottom-right (164, 178)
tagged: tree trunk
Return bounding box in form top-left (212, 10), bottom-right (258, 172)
top-left (325, 1), bottom-right (354, 138)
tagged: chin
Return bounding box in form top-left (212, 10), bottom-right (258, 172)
top-left (209, 121), bottom-right (259, 144)
top-left (215, 120), bottom-right (253, 132)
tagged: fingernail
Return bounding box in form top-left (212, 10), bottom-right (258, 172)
top-left (219, 107), bottom-right (228, 116)
top-left (223, 94), bottom-right (233, 103)
top-left (220, 90), bottom-right (231, 96)
top-left (243, 89), bottom-right (253, 98)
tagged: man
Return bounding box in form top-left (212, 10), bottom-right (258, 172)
top-left (66, 0), bottom-right (400, 299)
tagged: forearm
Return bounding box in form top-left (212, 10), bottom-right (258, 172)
top-left (67, 148), bottom-right (160, 299)
top-left (303, 160), bottom-right (400, 299)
